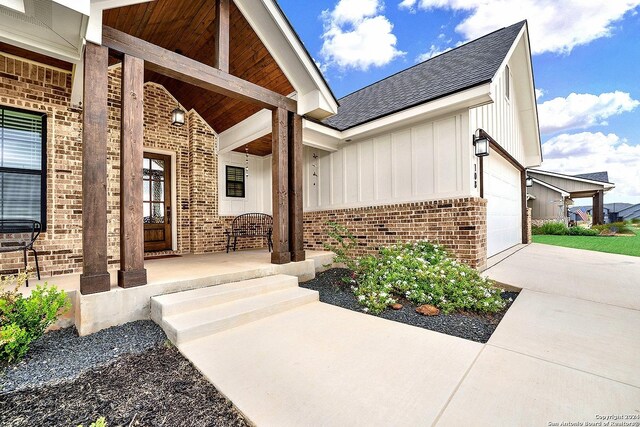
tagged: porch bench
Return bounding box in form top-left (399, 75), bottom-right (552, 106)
top-left (0, 220), bottom-right (42, 286)
top-left (225, 213), bottom-right (273, 253)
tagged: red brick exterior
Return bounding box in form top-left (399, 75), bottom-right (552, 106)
top-left (0, 55), bottom-right (267, 277)
top-left (303, 197), bottom-right (488, 270)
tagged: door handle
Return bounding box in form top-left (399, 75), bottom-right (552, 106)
top-left (166, 206), bottom-right (171, 225)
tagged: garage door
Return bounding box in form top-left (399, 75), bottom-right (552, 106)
top-left (484, 153), bottom-right (522, 257)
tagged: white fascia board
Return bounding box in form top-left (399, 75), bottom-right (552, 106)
top-left (532, 178), bottom-right (570, 197)
top-left (218, 109), bottom-right (271, 154)
top-left (70, 60), bottom-right (84, 108)
top-left (0, 0), bottom-right (25, 13)
top-left (528, 169), bottom-right (615, 189)
top-left (302, 120), bottom-right (340, 152)
top-left (233, 0), bottom-right (337, 119)
top-left (53, 0), bottom-right (90, 15)
top-left (341, 83), bottom-right (492, 141)
top-left (86, 0), bottom-right (153, 44)
top-left (0, 28), bottom-right (84, 63)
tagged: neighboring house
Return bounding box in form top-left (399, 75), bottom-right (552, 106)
top-left (0, 0), bottom-right (541, 300)
top-left (527, 170), bottom-right (615, 225)
top-left (611, 203), bottom-right (640, 222)
top-left (569, 203), bottom-right (634, 223)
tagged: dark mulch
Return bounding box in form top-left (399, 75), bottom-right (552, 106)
top-left (0, 344), bottom-right (249, 427)
top-left (301, 268), bottom-right (518, 343)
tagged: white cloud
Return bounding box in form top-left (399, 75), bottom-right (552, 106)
top-left (541, 132), bottom-right (640, 202)
top-left (535, 88), bottom-right (544, 100)
top-left (415, 44), bottom-right (452, 62)
top-left (321, 0), bottom-right (405, 71)
top-left (399, 0), bottom-right (640, 55)
top-left (538, 91), bottom-right (639, 135)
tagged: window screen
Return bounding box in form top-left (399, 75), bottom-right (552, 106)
top-left (226, 165), bottom-right (245, 198)
top-left (0, 106), bottom-right (47, 228)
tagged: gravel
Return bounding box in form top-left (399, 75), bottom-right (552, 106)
top-left (0, 320), bottom-right (166, 393)
top-left (0, 344), bottom-right (249, 427)
top-left (301, 268), bottom-right (518, 343)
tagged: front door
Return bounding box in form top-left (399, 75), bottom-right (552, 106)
top-left (143, 152), bottom-right (172, 252)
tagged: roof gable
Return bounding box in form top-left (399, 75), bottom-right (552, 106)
top-left (573, 171), bottom-right (610, 183)
top-left (322, 21), bottom-right (525, 131)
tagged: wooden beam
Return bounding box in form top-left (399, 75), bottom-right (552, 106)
top-left (288, 113), bottom-right (305, 262)
top-left (271, 107), bottom-right (291, 264)
top-left (593, 190), bottom-right (605, 225)
top-left (102, 25), bottom-right (296, 112)
top-left (118, 54), bottom-right (147, 288)
top-left (80, 42), bottom-right (110, 295)
top-left (214, 0), bottom-right (230, 73)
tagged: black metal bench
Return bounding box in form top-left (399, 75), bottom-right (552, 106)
top-left (225, 213), bottom-right (273, 253)
top-left (0, 220), bottom-right (42, 286)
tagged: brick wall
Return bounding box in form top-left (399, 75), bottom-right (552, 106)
top-left (525, 207), bottom-right (532, 244)
top-left (0, 55), bottom-right (268, 277)
top-left (303, 197), bottom-right (488, 270)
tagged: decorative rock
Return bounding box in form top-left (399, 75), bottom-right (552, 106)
top-left (415, 304), bottom-right (440, 316)
top-left (391, 303), bottom-right (403, 310)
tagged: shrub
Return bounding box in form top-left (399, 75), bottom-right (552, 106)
top-left (323, 221), bottom-right (359, 271)
top-left (350, 241), bottom-right (506, 315)
top-left (566, 226), bottom-right (598, 236)
top-left (78, 416), bottom-right (107, 427)
top-left (532, 222), bottom-right (568, 235)
top-left (632, 218), bottom-right (640, 225)
top-left (0, 272), bottom-right (70, 363)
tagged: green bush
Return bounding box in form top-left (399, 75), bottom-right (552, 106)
top-left (632, 218), bottom-right (640, 225)
top-left (0, 272), bottom-right (70, 363)
top-left (566, 226), bottom-right (599, 236)
top-left (349, 241), bottom-right (506, 315)
top-left (78, 416), bottom-right (107, 427)
top-left (532, 222), bottom-right (568, 235)
top-left (323, 221), bottom-right (359, 271)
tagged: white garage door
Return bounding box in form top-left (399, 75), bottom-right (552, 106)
top-left (484, 154), bottom-right (522, 257)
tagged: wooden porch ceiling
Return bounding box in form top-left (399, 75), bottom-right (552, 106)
top-left (103, 0), bottom-right (294, 137)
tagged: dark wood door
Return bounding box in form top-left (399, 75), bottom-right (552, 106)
top-left (143, 152), bottom-right (172, 252)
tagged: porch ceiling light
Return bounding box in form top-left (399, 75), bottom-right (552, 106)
top-left (171, 106), bottom-right (185, 127)
top-left (526, 176), bottom-right (533, 187)
top-left (473, 129), bottom-right (489, 157)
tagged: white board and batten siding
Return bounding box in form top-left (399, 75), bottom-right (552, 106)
top-left (303, 113), bottom-right (472, 211)
top-left (473, 65), bottom-right (526, 256)
top-left (218, 151), bottom-right (272, 216)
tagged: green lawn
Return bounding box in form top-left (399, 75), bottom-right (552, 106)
top-left (532, 228), bottom-right (640, 257)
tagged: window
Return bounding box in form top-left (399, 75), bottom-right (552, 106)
top-left (0, 106), bottom-right (47, 229)
top-left (226, 165), bottom-right (245, 198)
top-left (505, 65), bottom-right (510, 100)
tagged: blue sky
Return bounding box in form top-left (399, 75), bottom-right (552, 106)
top-left (279, 0), bottom-right (640, 203)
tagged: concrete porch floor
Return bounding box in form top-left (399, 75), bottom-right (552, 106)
top-left (23, 249), bottom-right (334, 335)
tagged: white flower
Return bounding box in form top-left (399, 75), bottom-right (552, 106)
top-left (363, 308), bottom-right (369, 312)
top-left (358, 295), bottom-right (365, 301)
top-left (461, 272), bottom-right (466, 277)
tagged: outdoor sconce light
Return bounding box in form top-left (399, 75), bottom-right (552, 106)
top-left (526, 176), bottom-right (533, 187)
top-left (171, 106), bottom-right (185, 126)
top-left (473, 130), bottom-right (490, 157)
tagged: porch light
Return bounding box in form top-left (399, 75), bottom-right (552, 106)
top-left (526, 176), bottom-right (533, 187)
top-left (473, 131), bottom-right (489, 157)
top-left (171, 106), bottom-right (185, 126)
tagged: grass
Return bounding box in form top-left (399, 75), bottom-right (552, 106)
top-left (532, 227), bottom-right (640, 257)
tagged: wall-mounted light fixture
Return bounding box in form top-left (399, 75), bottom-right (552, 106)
top-left (171, 106), bottom-right (185, 126)
top-left (526, 176), bottom-right (533, 187)
top-left (473, 129), bottom-right (490, 157)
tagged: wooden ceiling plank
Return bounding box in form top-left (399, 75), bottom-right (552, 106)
top-left (103, 25), bottom-right (297, 112)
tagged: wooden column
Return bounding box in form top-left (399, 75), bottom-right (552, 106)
top-left (80, 43), bottom-right (110, 295)
top-left (288, 113), bottom-right (305, 262)
top-left (593, 190), bottom-right (605, 225)
top-left (118, 54), bottom-right (147, 288)
top-left (271, 107), bottom-right (291, 264)
top-left (214, 0), bottom-right (230, 73)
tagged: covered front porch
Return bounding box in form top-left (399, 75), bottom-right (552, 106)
top-left (23, 249), bottom-right (333, 335)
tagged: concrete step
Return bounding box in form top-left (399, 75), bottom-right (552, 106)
top-left (162, 287), bottom-right (319, 345)
top-left (151, 274), bottom-right (299, 323)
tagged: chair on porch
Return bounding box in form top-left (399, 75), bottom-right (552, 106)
top-left (0, 220), bottom-right (42, 286)
top-left (225, 213), bottom-right (273, 253)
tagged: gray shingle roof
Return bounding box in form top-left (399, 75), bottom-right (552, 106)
top-left (322, 21), bottom-right (526, 131)
top-left (573, 172), bottom-right (610, 183)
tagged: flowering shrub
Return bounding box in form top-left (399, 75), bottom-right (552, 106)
top-left (348, 241), bottom-right (507, 315)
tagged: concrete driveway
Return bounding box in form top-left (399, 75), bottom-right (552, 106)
top-left (174, 243), bottom-right (640, 426)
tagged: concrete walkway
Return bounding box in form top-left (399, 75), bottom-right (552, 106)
top-left (176, 243), bottom-right (640, 426)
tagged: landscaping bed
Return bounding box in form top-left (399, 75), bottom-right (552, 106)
top-left (0, 322), bottom-right (249, 426)
top-left (301, 268), bottom-right (518, 343)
